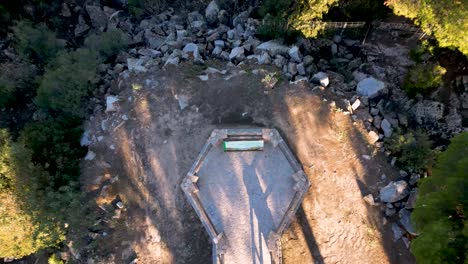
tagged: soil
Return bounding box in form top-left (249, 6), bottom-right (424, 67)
top-left (81, 60), bottom-right (416, 264)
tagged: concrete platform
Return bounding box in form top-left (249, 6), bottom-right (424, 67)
top-left (181, 129), bottom-right (309, 264)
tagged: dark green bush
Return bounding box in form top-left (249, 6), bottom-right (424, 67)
top-left (12, 20), bottom-right (65, 64)
top-left (403, 63), bottom-right (446, 96)
top-left (128, 0), bottom-right (164, 17)
top-left (385, 129), bottom-right (434, 171)
top-left (36, 48), bottom-right (101, 117)
top-left (256, 0), bottom-right (300, 43)
top-left (0, 62), bottom-right (37, 107)
top-left (19, 115), bottom-right (86, 189)
top-left (84, 29), bottom-right (129, 59)
top-left (411, 132), bottom-right (468, 264)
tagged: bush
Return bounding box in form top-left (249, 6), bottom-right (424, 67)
top-left (403, 63), bottom-right (446, 96)
top-left (385, 129), bottom-right (434, 171)
top-left (19, 116), bottom-right (86, 188)
top-left (290, 0), bottom-right (339, 38)
top-left (0, 62), bottom-right (37, 108)
top-left (411, 132), bottom-right (468, 264)
top-left (256, 0), bottom-right (300, 43)
top-left (36, 48), bottom-right (101, 117)
top-left (12, 20), bottom-right (65, 64)
top-left (0, 129), bottom-right (14, 190)
top-left (128, 0), bottom-right (164, 17)
top-left (84, 29), bottom-right (128, 59)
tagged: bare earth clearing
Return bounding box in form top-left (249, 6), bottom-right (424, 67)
top-left (81, 60), bottom-right (415, 264)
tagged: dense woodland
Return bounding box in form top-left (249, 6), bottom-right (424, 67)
top-left (0, 0), bottom-right (466, 263)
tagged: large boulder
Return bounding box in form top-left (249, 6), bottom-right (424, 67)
top-left (381, 119), bottom-right (393, 137)
top-left (399, 208), bottom-right (417, 235)
top-left (205, 0), bottom-right (219, 26)
top-left (255, 41), bottom-right (289, 57)
top-left (379, 180), bottom-right (409, 203)
top-left (356, 77), bottom-right (386, 98)
top-left (85, 5), bottom-right (107, 30)
top-left (182, 43), bottom-right (202, 61)
top-left (411, 100), bottom-right (444, 125)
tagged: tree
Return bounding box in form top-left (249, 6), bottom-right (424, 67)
top-left (290, 0), bottom-right (339, 37)
top-left (411, 132), bottom-right (468, 264)
top-left (12, 20), bottom-right (65, 64)
top-left (35, 48), bottom-right (101, 117)
top-left (385, 0), bottom-right (468, 56)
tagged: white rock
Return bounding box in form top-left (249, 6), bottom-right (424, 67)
top-left (205, 0), bottom-right (219, 25)
top-left (379, 180), bottom-right (409, 203)
top-left (127, 58), bottom-right (147, 73)
top-left (84, 150), bottom-right (96, 161)
top-left (229, 46), bottom-right (244, 60)
top-left (182, 43), bottom-right (201, 60)
top-left (288, 46), bottom-right (302, 62)
top-left (311, 72), bottom-right (329, 87)
top-left (175, 94), bottom-right (189, 110)
top-left (80, 131), bottom-right (91, 146)
top-left (105, 96), bottom-right (119, 112)
top-left (198, 75), bottom-right (209, 81)
top-left (296, 63), bottom-right (306, 75)
top-left (351, 99), bottom-right (361, 110)
top-left (356, 77), bottom-right (386, 98)
top-left (212, 46), bottom-right (223, 56)
top-left (214, 40), bottom-right (225, 47)
top-left (363, 194), bottom-right (375, 205)
top-left (368, 131), bottom-right (379, 144)
top-left (381, 119), bottom-right (393, 137)
top-left (256, 40), bottom-right (289, 57)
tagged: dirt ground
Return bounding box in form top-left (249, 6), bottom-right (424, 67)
top-left (81, 60), bottom-right (416, 263)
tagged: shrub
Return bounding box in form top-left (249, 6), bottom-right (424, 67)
top-left (403, 63), bottom-right (446, 96)
top-left (12, 20), bottom-right (65, 64)
top-left (84, 29), bottom-right (129, 59)
top-left (256, 0), bottom-right (301, 43)
top-left (36, 48), bottom-right (101, 117)
top-left (19, 115), bottom-right (86, 188)
top-left (289, 0), bottom-right (339, 38)
top-left (128, 0), bottom-right (164, 17)
top-left (0, 62), bottom-right (37, 108)
top-left (0, 129), bottom-right (14, 190)
top-left (411, 132), bottom-right (468, 264)
top-left (385, 129), bottom-right (433, 171)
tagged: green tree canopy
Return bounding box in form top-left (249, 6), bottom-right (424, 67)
top-left (411, 132), bottom-right (468, 263)
top-left (385, 0), bottom-right (468, 55)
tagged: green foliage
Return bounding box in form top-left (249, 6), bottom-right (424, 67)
top-left (411, 132), bottom-right (468, 264)
top-left (0, 129), bottom-right (14, 190)
top-left (385, 129), bottom-right (433, 170)
top-left (0, 62), bottom-right (37, 107)
top-left (290, 0), bottom-right (339, 38)
top-left (385, 0), bottom-right (468, 56)
top-left (128, 0), bottom-right (164, 17)
top-left (19, 116), bottom-right (86, 188)
top-left (48, 254), bottom-right (64, 264)
top-left (256, 0), bottom-right (300, 43)
top-left (36, 48), bottom-right (101, 117)
top-left (84, 29), bottom-right (129, 59)
top-left (403, 63), bottom-right (446, 96)
top-left (12, 20), bottom-right (65, 64)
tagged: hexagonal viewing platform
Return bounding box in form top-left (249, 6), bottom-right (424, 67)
top-left (181, 129), bottom-right (310, 264)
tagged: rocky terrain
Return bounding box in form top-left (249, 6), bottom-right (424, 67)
top-left (2, 0), bottom-right (467, 263)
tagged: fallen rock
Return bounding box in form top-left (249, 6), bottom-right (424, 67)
top-left (405, 189), bottom-right (417, 209)
top-left (356, 77), bottom-right (385, 99)
top-left (391, 223), bottom-right (404, 241)
top-left (288, 62), bottom-right (298, 76)
top-left (288, 46), bottom-right (302, 63)
top-left (311, 72), bottom-right (329, 87)
top-left (85, 150), bottom-right (96, 161)
top-left (368, 131), bottom-right (379, 144)
top-left (127, 58), bottom-right (147, 73)
top-left (363, 194), bottom-right (376, 205)
top-left (351, 99), bottom-right (361, 111)
top-left (379, 180), bottom-right (409, 203)
top-left (85, 5), bottom-right (107, 29)
top-left (175, 94), bottom-right (189, 110)
top-left (182, 43), bottom-right (202, 61)
top-left (229, 46), bottom-right (245, 60)
top-left (411, 100), bottom-right (444, 125)
top-left (296, 63), bottom-right (306, 76)
top-left (381, 119), bottom-right (393, 137)
top-left (105, 96), bottom-right (119, 112)
top-left (205, 0), bottom-right (219, 25)
top-left (256, 40), bottom-right (289, 57)
top-left (399, 208), bottom-right (417, 235)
